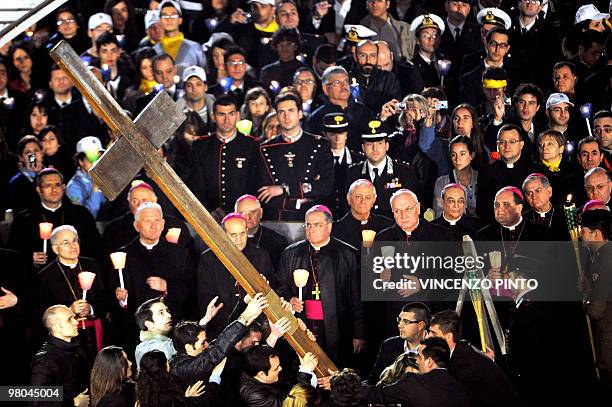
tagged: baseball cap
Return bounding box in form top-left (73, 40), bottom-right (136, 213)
top-left (144, 9), bottom-right (160, 30)
top-left (545, 93), bottom-right (574, 110)
top-left (575, 4), bottom-right (610, 24)
top-left (182, 65), bottom-right (207, 83)
top-left (159, 0), bottom-right (182, 16)
top-left (88, 13), bottom-right (113, 30)
top-left (76, 136), bottom-right (104, 154)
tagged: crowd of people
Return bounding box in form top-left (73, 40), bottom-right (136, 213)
top-left (0, 0), bottom-right (611, 406)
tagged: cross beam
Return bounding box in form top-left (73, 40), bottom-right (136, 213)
top-left (49, 41), bottom-right (337, 377)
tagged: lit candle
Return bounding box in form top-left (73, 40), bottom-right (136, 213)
top-left (437, 59), bottom-right (452, 86)
top-left (580, 103), bottom-right (593, 137)
top-left (269, 81), bottom-right (280, 95)
top-left (78, 271), bottom-right (96, 301)
top-left (293, 269), bottom-right (309, 301)
top-left (362, 229), bottom-right (376, 248)
top-left (166, 228), bottom-right (181, 244)
top-left (39, 222), bottom-right (53, 254)
top-left (110, 252), bottom-right (127, 289)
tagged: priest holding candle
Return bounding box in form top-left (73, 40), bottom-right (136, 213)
top-left (277, 205), bottom-right (365, 366)
top-left (34, 225), bottom-right (106, 361)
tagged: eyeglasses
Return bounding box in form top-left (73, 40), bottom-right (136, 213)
top-left (303, 222), bottom-right (329, 230)
top-left (486, 40), bottom-right (509, 50)
top-left (54, 238), bottom-right (80, 247)
top-left (326, 79), bottom-right (349, 87)
top-left (57, 19), bottom-right (76, 25)
top-left (294, 79), bottom-right (315, 86)
top-left (397, 317), bottom-right (422, 325)
top-left (227, 60), bottom-right (246, 66)
top-left (420, 33), bottom-right (438, 41)
top-left (160, 14), bottom-right (180, 19)
top-left (594, 126), bottom-right (612, 135)
top-left (497, 139), bottom-right (521, 146)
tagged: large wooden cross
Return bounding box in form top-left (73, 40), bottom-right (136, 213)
top-left (49, 41), bottom-right (337, 377)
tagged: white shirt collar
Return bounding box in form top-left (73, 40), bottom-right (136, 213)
top-left (140, 239), bottom-right (159, 250)
top-left (59, 259), bottom-right (78, 268)
top-left (368, 157), bottom-right (387, 180)
top-left (42, 202), bottom-right (62, 212)
top-left (55, 94), bottom-right (72, 106)
top-left (502, 216), bottom-right (523, 231)
top-left (446, 19), bottom-right (465, 37)
top-left (536, 205), bottom-right (552, 217)
top-left (519, 18), bottom-right (537, 32)
top-left (419, 51), bottom-right (432, 64)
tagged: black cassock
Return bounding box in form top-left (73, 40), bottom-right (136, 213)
top-left (277, 238), bottom-right (365, 366)
top-left (7, 199), bottom-right (107, 269)
top-left (431, 214), bottom-right (485, 241)
top-left (109, 239), bottom-right (194, 351)
top-left (196, 243), bottom-right (275, 339)
top-left (34, 257), bottom-right (107, 362)
top-left (248, 225), bottom-right (288, 271)
top-left (332, 212), bottom-right (394, 250)
top-left (102, 212), bottom-right (196, 261)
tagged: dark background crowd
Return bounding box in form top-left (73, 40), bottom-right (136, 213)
top-left (0, 0), bottom-right (611, 406)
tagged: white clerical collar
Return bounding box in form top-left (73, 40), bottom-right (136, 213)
top-left (141, 239), bottom-right (159, 250)
top-left (502, 216), bottom-right (523, 231)
top-left (311, 237), bottom-right (331, 251)
top-left (405, 219), bottom-right (419, 236)
top-left (218, 131), bottom-right (237, 143)
top-left (443, 213), bottom-right (462, 225)
top-left (536, 205), bottom-right (552, 218)
top-left (504, 158), bottom-right (518, 168)
top-left (59, 259), bottom-right (78, 268)
top-left (42, 202), bottom-right (62, 212)
top-left (55, 94), bottom-right (72, 106)
top-left (283, 129), bottom-right (303, 143)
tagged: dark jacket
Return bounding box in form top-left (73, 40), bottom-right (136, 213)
top-left (170, 320), bottom-right (248, 388)
top-left (240, 371), bottom-right (314, 407)
top-left (30, 336), bottom-right (89, 407)
top-left (366, 336), bottom-right (405, 384)
top-left (96, 381), bottom-right (135, 407)
top-left (349, 67), bottom-right (402, 114)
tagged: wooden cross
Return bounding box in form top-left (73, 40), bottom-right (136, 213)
top-left (49, 41), bottom-right (337, 377)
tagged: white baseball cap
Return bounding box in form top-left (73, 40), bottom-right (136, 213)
top-left (545, 93), bottom-right (574, 110)
top-left (76, 136), bottom-right (104, 154)
top-left (248, 0), bottom-right (275, 6)
top-left (88, 13), bottom-right (113, 30)
top-left (575, 4), bottom-right (610, 24)
top-left (159, 0), bottom-right (182, 15)
top-left (182, 65), bottom-right (207, 83)
top-left (144, 9), bottom-right (160, 30)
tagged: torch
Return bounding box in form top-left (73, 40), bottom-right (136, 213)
top-left (564, 194), bottom-right (600, 379)
top-left (165, 228), bottom-right (181, 244)
top-left (293, 269), bottom-right (309, 301)
top-left (437, 59), bottom-right (452, 87)
top-left (110, 252), bottom-right (126, 291)
top-left (580, 103), bottom-right (593, 137)
top-left (39, 222), bottom-right (53, 254)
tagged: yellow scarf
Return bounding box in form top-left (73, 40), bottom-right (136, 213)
top-left (139, 79), bottom-right (157, 94)
top-left (160, 32), bottom-right (184, 60)
top-left (542, 156), bottom-right (562, 173)
top-left (255, 18), bottom-right (279, 33)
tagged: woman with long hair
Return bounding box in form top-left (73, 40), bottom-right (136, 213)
top-left (23, 100), bottom-right (49, 138)
top-left (241, 87), bottom-right (272, 138)
top-left (449, 103), bottom-right (490, 170)
top-left (205, 36), bottom-right (234, 85)
top-left (122, 47), bottom-right (158, 113)
top-left (433, 135), bottom-right (480, 217)
top-left (104, 0), bottom-right (141, 53)
top-left (136, 350), bottom-right (204, 407)
top-left (90, 346), bottom-right (134, 407)
top-left (282, 384), bottom-right (318, 407)
top-left (38, 125), bottom-right (74, 180)
top-left (169, 111), bottom-right (208, 181)
top-left (377, 353), bottom-right (419, 385)
top-left (8, 42), bottom-right (44, 95)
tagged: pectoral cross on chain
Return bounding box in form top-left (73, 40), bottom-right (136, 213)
top-left (312, 283), bottom-right (321, 301)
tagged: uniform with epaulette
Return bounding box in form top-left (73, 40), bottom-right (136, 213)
top-left (321, 113), bottom-right (365, 218)
top-left (345, 121), bottom-right (420, 218)
top-left (189, 132), bottom-right (260, 214)
top-left (256, 130), bottom-right (334, 221)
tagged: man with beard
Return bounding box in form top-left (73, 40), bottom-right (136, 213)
top-left (348, 40), bottom-right (401, 113)
top-left (432, 183), bottom-right (484, 240)
top-left (234, 194), bottom-right (288, 270)
top-left (332, 178), bottom-right (393, 249)
top-left (366, 302), bottom-right (430, 384)
top-left (175, 66), bottom-right (215, 129)
top-left (278, 205), bottom-right (365, 365)
top-left (196, 213), bottom-right (275, 339)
